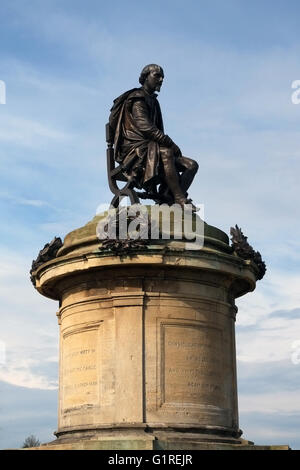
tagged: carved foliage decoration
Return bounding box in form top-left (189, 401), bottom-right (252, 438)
top-left (100, 237), bottom-right (149, 253)
top-left (98, 206), bottom-right (152, 254)
top-left (99, 207), bottom-right (151, 254)
top-left (230, 225), bottom-right (266, 280)
top-left (30, 237), bottom-right (63, 285)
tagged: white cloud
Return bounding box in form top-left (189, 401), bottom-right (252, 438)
top-left (0, 248), bottom-right (59, 390)
top-left (44, 356), bottom-right (59, 363)
top-left (38, 221), bottom-right (73, 235)
top-left (241, 422), bottom-right (299, 444)
top-left (0, 359), bottom-right (58, 390)
top-left (0, 191), bottom-right (51, 208)
top-left (239, 391), bottom-right (300, 414)
top-left (237, 269), bottom-right (300, 324)
top-left (236, 269), bottom-right (300, 363)
top-left (16, 198), bottom-right (48, 207)
top-left (0, 115), bottom-right (70, 148)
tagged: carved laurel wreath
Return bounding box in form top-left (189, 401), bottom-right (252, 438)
top-left (230, 225), bottom-right (266, 280)
top-left (30, 237), bottom-right (63, 285)
top-left (98, 207), bottom-right (153, 254)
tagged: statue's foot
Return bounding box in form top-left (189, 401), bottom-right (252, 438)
top-left (162, 194), bottom-right (174, 205)
top-left (175, 197), bottom-right (200, 212)
top-left (187, 199), bottom-right (200, 212)
top-left (157, 187), bottom-right (174, 205)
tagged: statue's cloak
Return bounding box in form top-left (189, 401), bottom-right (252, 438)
top-left (109, 87), bottom-right (165, 189)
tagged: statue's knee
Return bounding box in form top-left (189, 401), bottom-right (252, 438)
top-left (192, 160), bottom-right (199, 173)
top-left (185, 159), bottom-right (198, 173)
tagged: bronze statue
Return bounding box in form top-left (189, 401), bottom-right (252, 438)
top-left (106, 64), bottom-right (198, 209)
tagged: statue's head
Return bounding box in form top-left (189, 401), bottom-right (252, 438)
top-left (139, 64), bottom-right (164, 93)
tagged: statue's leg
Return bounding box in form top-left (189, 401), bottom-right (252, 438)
top-left (175, 156), bottom-right (199, 194)
top-left (158, 178), bottom-right (174, 204)
top-left (160, 147), bottom-right (188, 205)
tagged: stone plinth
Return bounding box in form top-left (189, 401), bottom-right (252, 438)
top-left (33, 211), bottom-right (259, 448)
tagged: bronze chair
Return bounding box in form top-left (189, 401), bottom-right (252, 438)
top-left (106, 123), bottom-right (140, 207)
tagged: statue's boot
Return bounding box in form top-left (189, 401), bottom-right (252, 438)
top-left (161, 151), bottom-right (199, 212)
top-left (158, 184), bottom-right (174, 204)
top-left (180, 165), bottom-right (198, 194)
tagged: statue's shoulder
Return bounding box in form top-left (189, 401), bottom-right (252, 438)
top-left (109, 88), bottom-right (148, 130)
top-left (126, 88), bottom-right (147, 101)
top-left (111, 87), bottom-right (144, 110)
top-left (109, 88), bottom-right (142, 130)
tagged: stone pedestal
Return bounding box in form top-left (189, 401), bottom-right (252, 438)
top-left (32, 212), bottom-right (285, 450)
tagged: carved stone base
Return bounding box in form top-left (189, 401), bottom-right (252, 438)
top-left (24, 437), bottom-right (290, 451)
top-left (32, 211), bottom-right (263, 446)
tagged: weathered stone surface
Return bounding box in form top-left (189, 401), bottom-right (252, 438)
top-left (30, 211), bottom-right (288, 449)
top-left (22, 439), bottom-right (290, 451)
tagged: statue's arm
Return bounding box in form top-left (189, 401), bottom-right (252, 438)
top-left (131, 99), bottom-right (174, 146)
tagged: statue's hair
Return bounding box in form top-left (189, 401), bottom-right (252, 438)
top-left (139, 64), bottom-right (164, 85)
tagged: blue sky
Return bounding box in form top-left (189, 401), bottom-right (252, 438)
top-left (0, 0), bottom-right (300, 449)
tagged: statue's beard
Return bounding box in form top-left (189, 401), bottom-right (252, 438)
top-left (155, 84), bottom-right (161, 92)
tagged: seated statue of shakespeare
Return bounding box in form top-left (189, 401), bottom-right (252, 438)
top-left (107, 64), bottom-right (199, 209)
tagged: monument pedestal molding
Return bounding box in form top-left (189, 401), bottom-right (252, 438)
top-left (31, 212), bottom-right (289, 450)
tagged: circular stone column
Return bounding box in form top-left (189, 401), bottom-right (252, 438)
top-left (34, 212), bottom-right (257, 447)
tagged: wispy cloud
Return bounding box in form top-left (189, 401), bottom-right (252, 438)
top-left (270, 308), bottom-right (300, 319)
top-left (0, 359), bottom-right (58, 390)
top-left (239, 411), bottom-right (300, 448)
top-left (239, 391), bottom-right (300, 414)
top-left (236, 270), bottom-right (300, 363)
top-left (0, 191), bottom-right (51, 208)
top-left (0, 115), bottom-right (71, 148)
top-left (0, 249), bottom-right (59, 392)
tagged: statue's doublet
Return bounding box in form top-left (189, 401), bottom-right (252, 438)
top-left (109, 87), bottom-right (172, 188)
